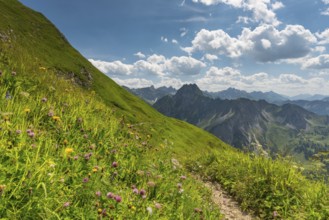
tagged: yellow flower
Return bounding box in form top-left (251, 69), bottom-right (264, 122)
top-left (92, 167), bottom-right (98, 172)
top-left (65, 148), bottom-right (74, 155)
top-left (52, 116), bottom-right (60, 121)
top-left (39, 67), bottom-right (47, 71)
top-left (24, 108), bottom-right (30, 113)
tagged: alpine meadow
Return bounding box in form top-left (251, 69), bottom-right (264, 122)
top-left (0, 0), bottom-right (329, 219)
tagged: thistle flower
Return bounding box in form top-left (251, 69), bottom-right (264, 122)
top-left (112, 161), bottom-right (118, 168)
top-left (132, 188), bottom-right (139, 194)
top-left (16, 130), bottom-right (22, 134)
top-left (28, 132), bottom-right (35, 138)
top-left (48, 110), bottom-right (54, 117)
top-left (154, 203), bottom-right (162, 210)
top-left (41, 97), bottom-right (47, 102)
top-left (180, 175), bottom-right (187, 180)
top-left (84, 152), bottom-right (92, 160)
top-left (95, 191), bottom-right (101, 197)
top-left (106, 192), bottom-right (114, 199)
top-left (83, 177), bottom-right (89, 183)
top-left (114, 195), bottom-right (122, 203)
top-left (139, 189), bottom-right (146, 196)
top-left (63, 202), bottom-right (70, 208)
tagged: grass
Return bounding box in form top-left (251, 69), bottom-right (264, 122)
top-left (0, 68), bottom-right (222, 219)
top-left (0, 0), bottom-right (329, 219)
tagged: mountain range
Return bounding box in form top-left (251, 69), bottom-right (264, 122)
top-left (123, 85), bottom-right (176, 104)
top-left (126, 85), bottom-right (329, 116)
top-left (153, 84), bottom-right (329, 160)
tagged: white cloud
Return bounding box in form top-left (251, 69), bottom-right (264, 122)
top-left (184, 24), bottom-right (317, 62)
top-left (203, 54), bottom-right (219, 62)
top-left (134, 52), bottom-right (146, 59)
top-left (89, 59), bottom-right (133, 75)
top-left (279, 74), bottom-right (306, 84)
top-left (156, 77), bottom-right (185, 89)
top-left (316, 29), bottom-right (329, 44)
top-left (161, 36), bottom-right (168, 42)
top-left (192, 0), bottom-right (282, 25)
top-left (112, 77), bottom-right (153, 88)
top-left (134, 60), bottom-right (165, 76)
top-left (261, 38), bottom-right (271, 49)
top-left (147, 54), bottom-right (166, 64)
top-left (302, 54), bottom-right (329, 69)
top-left (172, 39), bottom-right (179, 44)
top-left (271, 1), bottom-right (284, 10)
top-left (180, 28), bottom-right (188, 37)
top-left (90, 55), bottom-right (206, 77)
top-left (322, 0), bottom-right (329, 15)
top-left (195, 66), bottom-right (328, 95)
top-left (236, 16), bottom-right (252, 24)
top-left (165, 56), bottom-right (206, 75)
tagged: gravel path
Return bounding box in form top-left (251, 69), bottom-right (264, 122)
top-left (203, 180), bottom-right (256, 220)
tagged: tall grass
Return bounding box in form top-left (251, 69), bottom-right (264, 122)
top-left (0, 67), bottom-right (222, 219)
top-left (187, 151), bottom-right (329, 219)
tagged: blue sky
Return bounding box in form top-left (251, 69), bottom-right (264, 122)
top-left (20, 0), bottom-right (329, 96)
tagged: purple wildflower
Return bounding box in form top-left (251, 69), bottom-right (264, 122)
top-left (139, 189), bottom-right (146, 196)
top-left (16, 130), bottom-right (22, 134)
top-left (112, 161), bottom-right (118, 168)
top-left (63, 202), bottom-right (70, 207)
top-left (83, 177), bottom-right (89, 183)
top-left (132, 188), bottom-right (139, 194)
top-left (114, 195), bottom-right (122, 203)
top-left (95, 191), bottom-right (101, 197)
top-left (106, 192), bottom-right (114, 199)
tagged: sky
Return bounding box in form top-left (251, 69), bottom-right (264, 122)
top-left (19, 0), bottom-right (329, 96)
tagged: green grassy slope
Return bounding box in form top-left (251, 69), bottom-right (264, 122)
top-left (0, 0), bottom-right (329, 219)
top-left (0, 0), bottom-right (229, 159)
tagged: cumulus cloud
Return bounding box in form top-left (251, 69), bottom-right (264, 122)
top-left (112, 77), bottom-right (153, 88)
top-left (192, 0), bottom-right (283, 25)
top-left (316, 29), bottom-right (329, 44)
top-left (322, 0), bottom-right (329, 15)
top-left (302, 54), bottom-right (329, 69)
top-left (172, 39), bottom-right (179, 44)
top-left (203, 54), bottom-right (219, 62)
top-left (134, 52), bottom-right (146, 59)
top-left (90, 55), bottom-right (206, 77)
top-left (195, 66), bottom-right (328, 95)
top-left (183, 24), bottom-right (317, 62)
top-left (89, 59), bottom-right (133, 75)
top-left (279, 74), bottom-right (306, 84)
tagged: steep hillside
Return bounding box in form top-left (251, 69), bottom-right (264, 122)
top-left (154, 84), bottom-right (329, 159)
top-left (1, 1), bottom-right (329, 219)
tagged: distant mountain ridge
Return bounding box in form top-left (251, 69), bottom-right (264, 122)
top-left (126, 85), bottom-right (329, 115)
top-left (123, 85), bottom-right (176, 104)
top-left (153, 84), bottom-right (329, 159)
